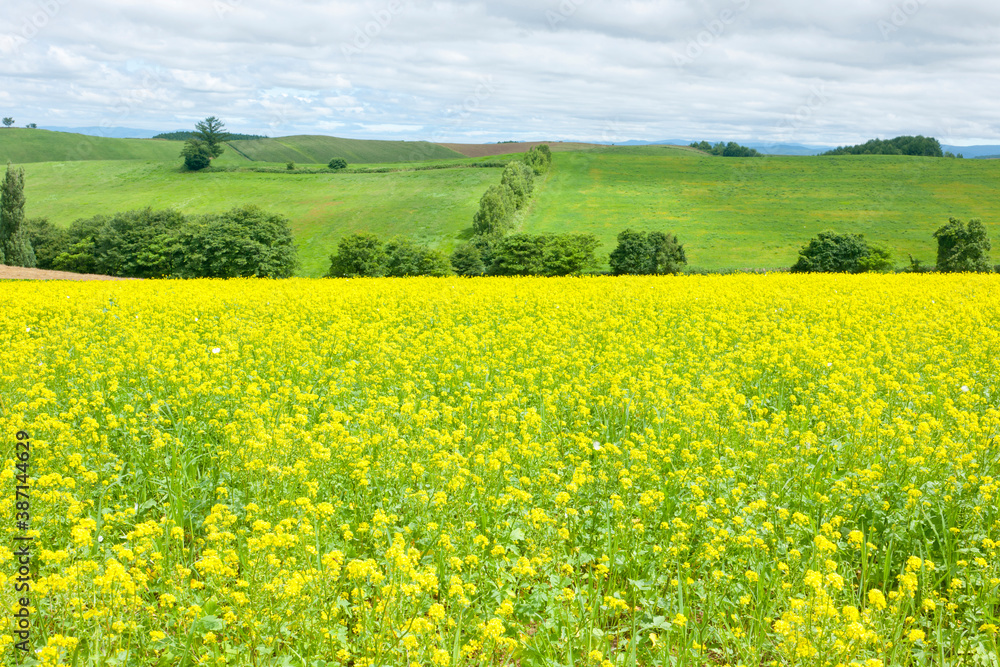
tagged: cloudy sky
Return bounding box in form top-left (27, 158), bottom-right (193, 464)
top-left (2, 0), bottom-right (999, 145)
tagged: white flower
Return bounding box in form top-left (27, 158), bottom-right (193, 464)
top-left (97, 535), bottom-right (104, 543)
top-left (961, 385), bottom-right (970, 393)
top-left (593, 441), bottom-right (602, 451)
top-left (212, 348), bottom-right (221, 354)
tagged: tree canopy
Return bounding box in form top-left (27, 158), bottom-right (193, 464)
top-left (822, 136), bottom-right (943, 157)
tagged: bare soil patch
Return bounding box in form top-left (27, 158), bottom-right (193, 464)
top-left (0, 266), bottom-right (139, 281)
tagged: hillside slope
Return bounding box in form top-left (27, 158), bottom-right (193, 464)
top-left (22, 160), bottom-right (501, 277)
top-left (227, 136), bottom-right (465, 164)
top-left (523, 147), bottom-right (1000, 269)
top-left (0, 128), bottom-right (183, 163)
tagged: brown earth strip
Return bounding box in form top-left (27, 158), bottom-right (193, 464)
top-left (0, 266), bottom-right (140, 281)
top-left (436, 141), bottom-right (602, 158)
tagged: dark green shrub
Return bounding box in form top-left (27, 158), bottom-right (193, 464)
top-left (181, 140), bottom-right (212, 171)
top-left (609, 230), bottom-right (687, 275)
top-left (492, 234), bottom-right (547, 276)
top-left (327, 233), bottom-right (386, 278)
top-left (384, 238), bottom-right (451, 277)
top-left (175, 205), bottom-right (297, 278)
top-left (541, 233), bottom-right (600, 276)
top-left (934, 218), bottom-right (992, 273)
top-left (450, 243), bottom-right (485, 276)
top-left (23, 218), bottom-right (67, 269)
top-left (791, 231), bottom-right (894, 273)
top-left (328, 158), bottom-right (348, 170)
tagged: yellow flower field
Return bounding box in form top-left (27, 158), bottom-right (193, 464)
top-left (1, 275), bottom-right (999, 667)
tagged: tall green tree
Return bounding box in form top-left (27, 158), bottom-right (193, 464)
top-left (934, 218), bottom-right (992, 273)
top-left (194, 116), bottom-right (229, 158)
top-left (2, 118), bottom-right (13, 128)
top-left (0, 162), bottom-right (36, 267)
top-left (472, 185), bottom-right (514, 236)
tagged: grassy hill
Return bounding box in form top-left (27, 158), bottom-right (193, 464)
top-left (13, 138), bottom-right (1000, 277)
top-left (21, 159), bottom-right (499, 277)
top-left (522, 146), bottom-right (1000, 269)
top-left (226, 136), bottom-right (464, 164)
top-left (0, 128), bottom-right (466, 165)
top-left (0, 128), bottom-right (182, 163)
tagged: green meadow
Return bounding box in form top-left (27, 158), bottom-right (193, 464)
top-left (523, 147), bottom-right (1000, 268)
top-left (7, 129), bottom-right (1000, 276)
top-left (22, 160), bottom-right (499, 277)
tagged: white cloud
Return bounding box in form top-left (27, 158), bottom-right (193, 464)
top-left (0, 0), bottom-right (998, 143)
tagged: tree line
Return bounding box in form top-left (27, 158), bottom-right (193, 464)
top-left (0, 160), bottom-right (297, 278)
top-left (689, 141), bottom-right (762, 157)
top-left (821, 136), bottom-right (951, 157)
top-left (791, 219), bottom-right (994, 274)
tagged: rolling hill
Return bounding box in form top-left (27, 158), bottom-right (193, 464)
top-left (226, 136), bottom-right (464, 164)
top-left (521, 146), bottom-right (1000, 269)
top-left (21, 159), bottom-right (501, 277)
top-left (1, 128), bottom-right (467, 165)
top-left (0, 128), bottom-right (183, 163)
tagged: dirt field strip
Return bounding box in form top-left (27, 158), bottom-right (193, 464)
top-left (0, 266), bottom-right (139, 281)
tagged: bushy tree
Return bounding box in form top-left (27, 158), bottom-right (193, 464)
top-left (524, 145), bottom-right (552, 175)
top-left (2, 118), bottom-right (13, 128)
top-left (384, 238), bottom-right (451, 277)
top-left (500, 161), bottom-right (534, 209)
top-left (450, 243), bottom-right (485, 276)
top-left (328, 233), bottom-right (386, 278)
top-left (472, 184), bottom-right (514, 236)
top-left (194, 116), bottom-right (229, 158)
top-left (791, 231), bottom-right (893, 273)
top-left (541, 233), bottom-right (600, 276)
top-left (175, 206), bottom-right (297, 278)
top-left (609, 230), bottom-right (687, 275)
top-left (490, 233), bottom-right (600, 276)
top-left (23, 218), bottom-right (67, 269)
top-left (492, 234), bottom-right (547, 276)
top-left (0, 163), bottom-right (36, 267)
top-left (609, 230), bottom-right (653, 275)
top-left (52, 206), bottom-right (297, 278)
top-left (328, 158), bottom-right (348, 170)
top-left (181, 140), bottom-right (213, 171)
top-left (934, 218), bottom-right (992, 273)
